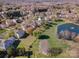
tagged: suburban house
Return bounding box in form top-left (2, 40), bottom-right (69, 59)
top-left (31, 20), bottom-right (38, 28)
top-left (26, 26), bottom-right (35, 34)
top-left (15, 17), bottom-right (23, 23)
top-left (0, 21), bottom-right (8, 29)
top-left (0, 12), bottom-right (6, 19)
top-left (6, 20), bottom-right (16, 27)
top-left (21, 16), bottom-right (51, 34)
top-left (0, 36), bottom-right (16, 50)
top-left (44, 17), bottom-right (52, 24)
top-left (0, 24), bottom-right (6, 29)
top-left (15, 29), bottom-right (27, 39)
top-left (36, 17), bottom-right (43, 26)
top-left (21, 21), bottom-right (37, 34)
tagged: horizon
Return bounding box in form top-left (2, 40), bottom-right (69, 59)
top-left (0, 0), bottom-right (79, 4)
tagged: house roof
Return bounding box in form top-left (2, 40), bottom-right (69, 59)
top-left (4, 36), bottom-right (16, 49)
top-left (16, 30), bottom-right (26, 38)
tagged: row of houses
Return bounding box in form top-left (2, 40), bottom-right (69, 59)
top-left (21, 17), bottom-right (42, 33)
top-left (21, 16), bottom-right (52, 34)
top-left (0, 5), bottom-right (52, 50)
top-left (0, 29), bottom-right (27, 50)
top-left (0, 16), bottom-right (52, 50)
top-left (0, 17), bottom-right (23, 29)
top-left (56, 10), bottom-right (78, 19)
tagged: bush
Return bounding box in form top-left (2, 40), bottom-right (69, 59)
top-left (48, 48), bottom-right (62, 57)
top-left (16, 47), bottom-right (25, 56)
top-left (6, 46), bottom-right (15, 57)
top-left (55, 19), bottom-right (63, 22)
top-left (0, 51), bottom-right (7, 58)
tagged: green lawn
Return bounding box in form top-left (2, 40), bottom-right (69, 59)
top-left (16, 21), bottom-right (69, 58)
top-left (17, 35), bottom-right (36, 50)
top-left (0, 29), bottom-right (6, 34)
top-left (32, 21), bottom-right (69, 58)
top-left (44, 22), bottom-right (68, 48)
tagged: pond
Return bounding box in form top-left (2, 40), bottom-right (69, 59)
top-left (57, 23), bottom-right (79, 40)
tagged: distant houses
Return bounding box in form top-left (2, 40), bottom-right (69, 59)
top-left (0, 20), bottom-right (9, 29)
top-left (15, 17), bottom-right (23, 23)
top-left (22, 24), bottom-right (36, 34)
top-left (0, 12), bottom-right (6, 19)
top-left (6, 20), bottom-right (16, 27)
top-left (36, 17), bottom-right (43, 26)
top-left (0, 17), bottom-right (24, 29)
top-left (21, 16), bottom-right (52, 34)
top-left (0, 4), bottom-right (53, 51)
top-left (0, 23), bottom-right (7, 29)
top-left (0, 20), bottom-right (15, 29)
top-left (21, 17), bottom-right (42, 34)
top-left (56, 10), bottom-right (78, 22)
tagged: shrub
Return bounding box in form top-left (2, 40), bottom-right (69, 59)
top-left (48, 48), bottom-right (62, 57)
top-left (0, 51), bottom-right (7, 58)
top-left (6, 46), bottom-right (15, 57)
top-left (16, 47), bottom-right (25, 56)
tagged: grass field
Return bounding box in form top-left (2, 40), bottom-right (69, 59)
top-left (41, 21), bottom-right (70, 57)
top-left (31, 21), bottom-right (70, 58)
top-left (17, 35), bottom-right (36, 50)
top-left (16, 20), bottom-right (70, 58)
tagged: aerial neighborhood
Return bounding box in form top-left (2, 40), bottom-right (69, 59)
top-left (0, 0), bottom-right (79, 58)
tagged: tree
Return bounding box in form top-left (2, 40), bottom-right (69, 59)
top-left (7, 46), bottom-right (15, 57)
top-left (33, 31), bottom-right (42, 39)
top-left (0, 50), bottom-right (7, 58)
top-left (48, 48), bottom-right (62, 57)
top-left (16, 47), bottom-right (25, 56)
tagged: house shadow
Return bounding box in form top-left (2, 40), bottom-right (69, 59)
top-left (13, 40), bottom-right (21, 49)
top-left (38, 35), bottom-right (50, 40)
top-left (0, 51), bottom-right (7, 58)
top-left (25, 51), bottom-right (33, 58)
top-left (55, 19), bottom-right (63, 22)
top-left (46, 24), bottom-right (53, 27)
top-left (21, 33), bottom-right (29, 39)
top-left (52, 23), bottom-right (58, 25)
top-left (48, 48), bottom-right (63, 56)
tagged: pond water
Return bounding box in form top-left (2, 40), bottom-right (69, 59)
top-left (57, 23), bottom-right (79, 34)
